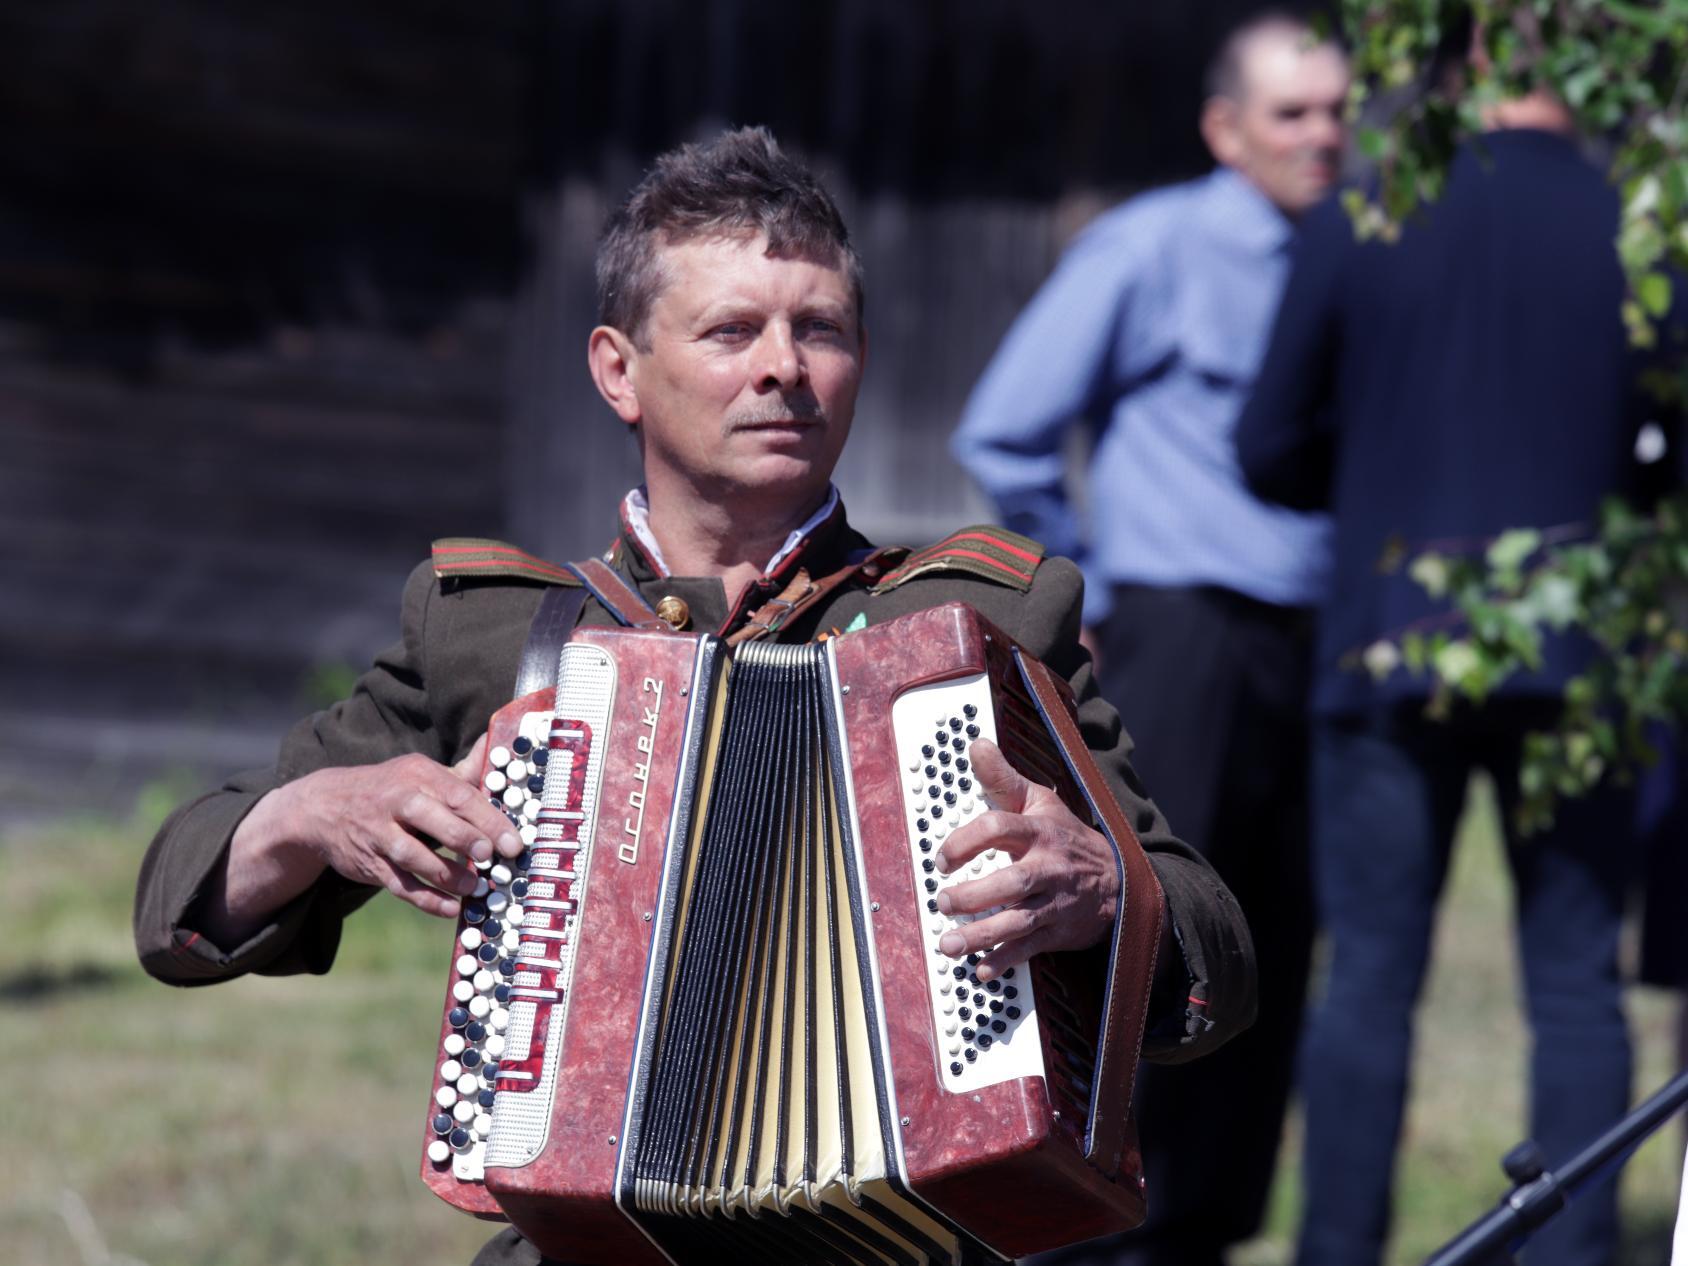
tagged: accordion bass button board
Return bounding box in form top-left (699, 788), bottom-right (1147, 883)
top-left (419, 606), bottom-right (1151, 1264)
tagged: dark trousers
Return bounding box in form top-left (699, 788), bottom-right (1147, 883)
top-left (1296, 704), bottom-right (1634, 1266)
top-left (1033, 584), bottom-right (1316, 1266)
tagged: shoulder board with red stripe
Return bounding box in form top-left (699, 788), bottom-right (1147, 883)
top-left (430, 538), bottom-right (580, 586)
top-left (869, 526), bottom-right (1045, 594)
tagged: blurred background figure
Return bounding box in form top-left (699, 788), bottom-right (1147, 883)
top-left (1236, 33), bottom-right (1683, 1266)
top-left (951, 12), bottom-right (1348, 1265)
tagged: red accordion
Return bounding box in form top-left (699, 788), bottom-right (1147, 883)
top-left (420, 604), bottom-right (1164, 1264)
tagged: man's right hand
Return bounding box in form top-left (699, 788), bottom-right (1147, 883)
top-left (201, 737), bottom-right (525, 945)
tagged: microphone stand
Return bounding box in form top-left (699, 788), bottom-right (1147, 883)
top-left (1424, 1066), bottom-right (1688, 1265)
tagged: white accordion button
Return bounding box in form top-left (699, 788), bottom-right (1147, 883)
top-left (484, 1034), bottom-right (506, 1058)
top-left (486, 891), bottom-right (509, 915)
top-left (468, 996), bottom-right (491, 1019)
top-left (472, 877), bottom-right (490, 899)
top-left (428, 1140), bottom-right (450, 1164)
top-left (483, 770), bottom-right (507, 794)
top-left (521, 799), bottom-right (541, 820)
top-left (458, 928), bottom-right (483, 951)
top-left (453, 1099), bottom-right (476, 1123)
top-left (452, 980), bottom-right (473, 1003)
top-left (456, 1073), bottom-right (479, 1096)
top-left (519, 824), bottom-right (539, 845)
top-left (489, 746), bottom-right (511, 768)
top-left (440, 1060), bottom-right (462, 1083)
top-left (442, 1033), bottom-right (466, 1056)
top-left (501, 929), bottom-right (522, 951)
top-left (435, 1086), bottom-right (457, 1109)
top-left (501, 786), bottom-right (524, 809)
top-left (456, 954), bottom-right (477, 977)
top-left (505, 760), bottom-right (527, 781)
top-left (474, 969), bottom-right (496, 993)
top-left (474, 1113), bottom-right (494, 1137)
top-left (490, 1007), bottom-right (510, 1032)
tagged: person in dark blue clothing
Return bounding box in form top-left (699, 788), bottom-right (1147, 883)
top-left (1237, 85), bottom-right (1679, 1266)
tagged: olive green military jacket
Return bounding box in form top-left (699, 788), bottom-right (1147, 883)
top-left (135, 503), bottom-right (1254, 1065)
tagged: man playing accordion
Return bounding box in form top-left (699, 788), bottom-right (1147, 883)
top-left (135, 127), bottom-right (1257, 1266)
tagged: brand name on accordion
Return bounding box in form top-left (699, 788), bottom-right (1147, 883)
top-left (620, 676), bottom-right (663, 865)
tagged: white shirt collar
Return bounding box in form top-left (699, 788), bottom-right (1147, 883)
top-left (619, 485), bottom-right (841, 579)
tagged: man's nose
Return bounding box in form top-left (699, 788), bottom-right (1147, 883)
top-left (1309, 107), bottom-right (1346, 152)
top-left (754, 324), bottom-right (803, 389)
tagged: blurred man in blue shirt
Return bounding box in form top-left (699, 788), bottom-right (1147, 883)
top-left (953, 12), bottom-right (1347, 1265)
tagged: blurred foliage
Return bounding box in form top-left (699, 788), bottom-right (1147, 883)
top-left (1338, 0), bottom-right (1687, 832)
top-left (1364, 497), bottom-right (1688, 831)
top-left (299, 660), bottom-right (362, 711)
top-left (1337, 0), bottom-right (1688, 350)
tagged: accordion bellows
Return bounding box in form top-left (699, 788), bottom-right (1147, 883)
top-left (422, 604), bottom-right (1163, 1264)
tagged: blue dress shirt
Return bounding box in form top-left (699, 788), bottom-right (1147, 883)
top-left (951, 167), bottom-right (1331, 625)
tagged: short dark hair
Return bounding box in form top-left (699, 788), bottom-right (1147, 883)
top-left (596, 126), bottom-right (863, 346)
top-left (1204, 9), bottom-right (1325, 101)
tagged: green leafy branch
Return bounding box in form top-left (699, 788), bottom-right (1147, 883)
top-left (1362, 493), bottom-right (1688, 831)
top-left (1338, 0), bottom-right (1688, 354)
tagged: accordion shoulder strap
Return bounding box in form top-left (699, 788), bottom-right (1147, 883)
top-left (1017, 652), bottom-right (1166, 1180)
top-left (563, 559), bottom-right (670, 631)
top-left (514, 584), bottom-right (591, 698)
top-left (727, 546), bottom-right (906, 645)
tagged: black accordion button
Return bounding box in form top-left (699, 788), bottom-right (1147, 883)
top-left (991, 1019), bottom-right (1007, 1033)
top-left (958, 1006), bottom-right (972, 1021)
top-left (973, 991), bottom-right (987, 1007)
top-left (965, 1048), bottom-right (977, 1063)
top-left (949, 717), bottom-right (963, 731)
top-left (950, 1061), bottom-right (963, 1076)
top-left (986, 979), bottom-right (1001, 993)
top-left (927, 899), bottom-right (939, 912)
top-left (941, 771), bottom-right (954, 786)
top-left (963, 704), bottom-right (978, 718)
top-left (918, 837), bottom-right (932, 852)
top-left (924, 878), bottom-right (937, 893)
top-left (1003, 986), bottom-right (1018, 999)
top-left (466, 1022), bottom-right (487, 1042)
top-left (938, 749), bottom-right (952, 766)
top-left (916, 818), bottom-right (930, 832)
top-left (978, 1033), bottom-right (994, 1049)
top-left (966, 724), bottom-right (980, 738)
top-left (477, 943), bottom-right (499, 964)
top-left (461, 1049), bottom-right (482, 1069)
top-left (511, 879), bottom-right (529, 899)
top-left (921, 859), bottom-right (935, 873)
top-left (448, 1007), bottom-right (470, 1029)
top-left (499, 960), bottom-right (517, 978)
top-left (1007, 1006), bottom-right (1021, 1019)
top-left (943, 792), bottom-right (957, 806)
top-left (450, 1127), bottom-right (472, 1150)
top-left (494, 984), bottom-right (512, 1004)
top-left (924, 764), bottom-right (938, 779)
top-left (482, 919), bottom-right (503, 939)
top-left (479, 1088), bottom-right (497, 1107)
top-left (1003, 968), bottom-right (1016, 979)
top-left (432, 1113), bottom-right (453, 1135)
top-left (527, 775), bottom-right (545, 793)
top-left (967, 953), bottom-right (982, 964)
top-left (952, 737), bottom-right (965, 752)
top-left (952, 966), bottom-right (967, 980)
top-left (463, 903), bottom-right (486, 925)
top-left (989, 999), bottom-right (1004, 1013)
top-left (928, 786), bottom-right (941, 799)
top-left (512, 737), bottom-right (533, 755)
top-left (959, 778), bottom-right (973, 792)
top-left (957, 758), bottom-right (970, 772)
top-left (961, 1026), bottom-right (976, 1041)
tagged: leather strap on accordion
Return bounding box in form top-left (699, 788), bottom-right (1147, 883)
top-left (563, 558), bottom-right (669, 630)
top-left (1017, 654), bottom-right (1166, 1180)
top-left (514, 584), bottom-right (591, 698)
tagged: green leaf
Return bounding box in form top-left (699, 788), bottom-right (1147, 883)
top-left (1639, 271), bottom-right (1673, 317)
top-left (1410, 552), bottom-right (1451, 599)
top-left (1486, 528), bottom-right (1542, 573)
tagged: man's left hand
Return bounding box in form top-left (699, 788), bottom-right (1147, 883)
top-left (934, 738), bottom-right (1120, 982)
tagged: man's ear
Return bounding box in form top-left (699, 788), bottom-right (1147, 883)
top-left (587, 325), bottom-right (643, 426)
top-left (1199, 96), bottom-right (1240, 168)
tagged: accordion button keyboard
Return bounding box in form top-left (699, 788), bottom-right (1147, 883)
top-left (893, 675), bottom-right (1045, 1095)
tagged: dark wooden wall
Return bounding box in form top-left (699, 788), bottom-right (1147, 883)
top-left (0, 0), bottom-right (1284, 814)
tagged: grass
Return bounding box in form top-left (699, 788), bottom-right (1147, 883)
top-left (2, 776), bottom-right (1681, 1265)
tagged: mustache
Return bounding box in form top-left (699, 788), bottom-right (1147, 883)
top-left (724, 395), bottom-right (827, 430)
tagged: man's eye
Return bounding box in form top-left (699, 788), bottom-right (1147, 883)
top-left (712, 323), bottom-right (753, 339)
